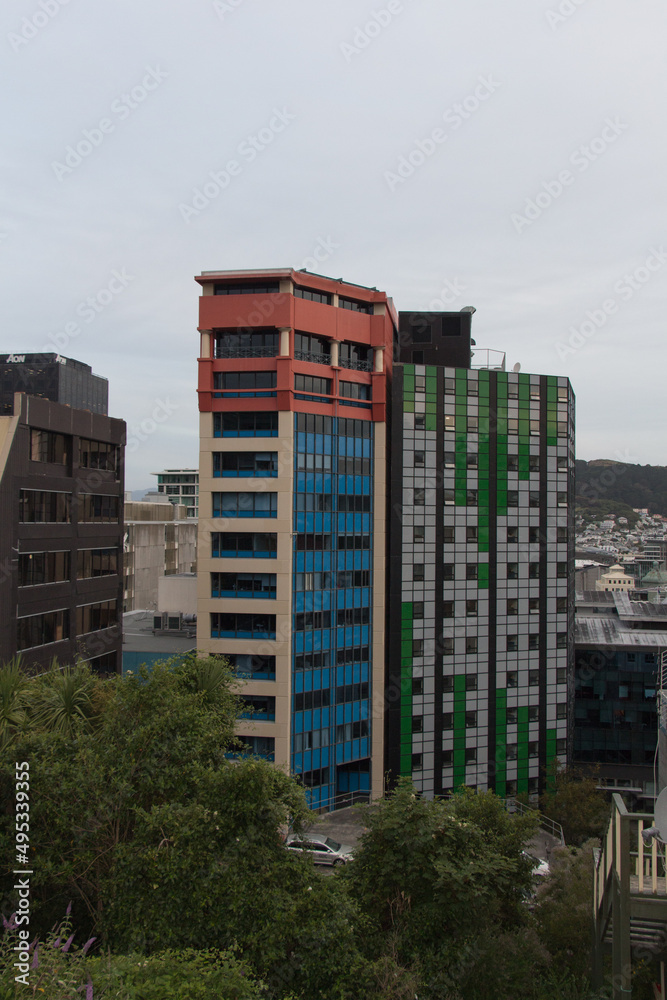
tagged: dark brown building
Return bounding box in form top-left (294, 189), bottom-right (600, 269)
top-left (0, 393), bottom-right (125, 674)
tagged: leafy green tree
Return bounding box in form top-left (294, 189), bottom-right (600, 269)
top-left (539, 763), bottom-right (609, 846)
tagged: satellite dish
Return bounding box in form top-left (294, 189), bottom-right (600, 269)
top-left (653, 786), bottom-right (667, 840)
top-left (513, 362), bottom-right (521, 373)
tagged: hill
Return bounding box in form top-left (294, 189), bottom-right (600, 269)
top-left (576, 459), bottom-right (667, 520)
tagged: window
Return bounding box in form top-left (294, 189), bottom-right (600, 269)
top-left (506, 744), bottom-right (518, 760)
top-left (507, 599), bottom-right (518, 615)
top-left (528, 707), bottom-right (539, 723)
top-left (414, 488), bottom-right (425, 505)
top-left (529, 669), bottom-right (539, 685)
top-left (530, 420), bottom-right (540, 436)
top-left (212, 572), bottom-right (276, 599)
top-left (294, 332), bottom-right (330, 363)
top-left (557, 527), bottom-right (568, 542)
top-left (442, 637), bottom-right (454, 655)
top-left (213, 328), bottom-right (278, 358)
top-left (76, 549), bottom-right (118, 579)
top-left (442, 750), bottom-right (453, 765)
top-left (557, 597), bottom-right (568, 613)
top-left (413, 564), bottom-right (424, 582)
top-left (236, 735), bottom-right (275, 760)
top-left (528, 742), bottom-right (539, 758)
top-left (529, 492), bottom-right (540, 508)
top-left (465, 673), bottom-right (477, 689)
top-left (336, 607), bottom-right (370, 628)
top-left (529, 455), bottom-right (540, 473)
top-left (467, 527), bottom-right (478, 542)
top-left (213, 452), bottom-right (278, 477)
top-left (507, 526), bottom-right (518, 543)
top-left (507, 491), bottom-right (518, 507)
top-left (443, 713), bottom-right (453, 730)
top-left (444, 489), bottom-right (455, 505)
top-left (443, 526), bottom-right (454, 543)
top-left (529, 598), bottom-right (540, 613)
top-left (17, 610), bottom-right (69, 650)
top-left (507, 455), bottom-right (518, 472)
top-left (467, 416), bottom-right (478, 433)
top-left (413, 602), bottom-right (424, 619)
top-left (529, 562), bottom-right (540, 579)
top-left (214, 411), bottom-right (278, 437)
top-left (507, 708), bottom-right (518, 724)
top-left (507, 635), bottom-right (518, 652)
top-left (77, 601), bottom-right (118, 635)
top-left (215, 370), bottom-right (277, 393)
top-left (467, 490), bottom-right (478, 506)
top-left (214, 281), bottom-right (280, 295)
top-left (466, 638), bottom-right (478, 655)
top-left (412, 716), bottom-right (423, 733)
top-left (337, 534), bottom-right (370, 550)
top-left (19, 490), bottom-right (70, 523)
top-left (443, 602), bottom-right (454, 618)
top-left (411, 753), bottom-right (423, 772)
top-left (227, 653), bottom-right (276, 680)
top-left (415, 414), bottom-right (425, 429)
top-left (466, 600), bottom-right (477, 617)
top-left (557, 703), bottom-right (567, 720)
top-left (294, 373), bottom-right (333, 398)
top-left (508, 419), bottom-right (518, 434)
top-left (556, 633), bottom-right (567, 649)
top-left (79, 495), bottom-right (119, 522)
top-left (294, 287), bottom-right (331, 305)
top-left (465, 711), bottom-right (477, 728)
top-left (557, 421), bottom-right (568, 438)
top-left (507, 671), bottom-right (518, 688)
top-left (556, 667), bottom-right (567, 684)
top-left (466, 564), bottom-right (478, 580)
top-left (337, 494), bottom-right (370, 511)
top-left (507, 562), bottom-right (518, 580)
top-left (414, 525), bottom-right (425, 542)
top-left (530, 386), bottom-right (540, 400)
top-left (557, 455), bottom-right (568, 470)
top-left (212, 532), bottom-right (277, 558)
top-left (298, 533), bottom-right (332, 551)
top-left (467, 452), bottom-right (478, 469)
top-left (557, 492), bottom-right (568, 507)
top-left (465, 748), bottom-right (477, 764)
top-left (529, 527), bottom-right (539, 543)
top-left (339, 341), bottom-right (371, 367)
top-left (445, 415), bottom-right (455, 430)
top-left (528, 635), bottom-right (539, 651)
top-left (443, 675), bottom-right (454, 692)
top-left (444, 451), bottom-right (455, 467)
top-left (19, 551), bottom-right (71, 587)
top-left (414, 451), bottom-right (425, 466)
top-left (557, 562), bottom-right (568, 578)
top-left (30, 429), bottom-right (70, 465)
top-left (211, 613), bottom-right (276, 639)
top-left (78, 438), bottom-right (120, 474)
top-left (412, 677), bottom-right (424, 696)
top-left (444, 377), bottom-right (455, 394)
top-left (212, 492), bottom-right (277, 517)
top-left (339, 381), bottom-right (371, 400)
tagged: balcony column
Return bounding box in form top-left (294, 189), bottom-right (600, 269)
top-left (374, 346), bottom-right (385, 372)
top-left (200, 330), bottom-right (212, 358)
top-left (279, 327), bottom-right (291, 357)
top-left (330, 340), bottom-right (340, 367)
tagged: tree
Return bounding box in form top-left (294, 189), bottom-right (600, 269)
top-left (539, 763), bottom-right (609, 847)
top-left (533, 840), bottom-right (598, 980)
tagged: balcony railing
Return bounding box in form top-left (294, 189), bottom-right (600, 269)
top-left (214, 346), bottom-right (278, 359)
top-left (339, 358), bottom-right (372, 372)
top-left (294, 350), bottom-right (330, 365)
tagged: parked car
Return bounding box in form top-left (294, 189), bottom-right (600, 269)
top-left (522, 851), bottom-right (550, 878)
top-left (285, 833), bottom-right (354, 866)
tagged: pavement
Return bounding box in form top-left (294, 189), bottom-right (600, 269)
top-left (303, 804), bottom-right (561, 864)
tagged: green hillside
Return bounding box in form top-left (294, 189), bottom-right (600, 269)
top-left (576, 459), bottom-right (667, 521)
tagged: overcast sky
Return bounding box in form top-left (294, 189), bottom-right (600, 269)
top-left (2, 0), bottom-right (665, 489)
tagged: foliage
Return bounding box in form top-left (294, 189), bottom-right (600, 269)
top-left (533, 840), bottom-right (597, 980)
top-left (539, 763), bottom-right (609, 847)
top-left (576, 458), bottom-right (667, 519)
top-left (344, 780), bottom-right (539, 997)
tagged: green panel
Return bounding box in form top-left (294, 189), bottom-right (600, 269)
top-left (403, 364), bottom-right (415, 375)
top-left (425, 366), bottom-right (438, 379)
top-left (403, 401), bottom-right (415, 413)
top-left (478, 526), bottom-right (489, 552)
top-left (455, 488), bottom-right (467, 507)
top-left (477, 563), bottom-right (489, 589)
top-left (425, 414), bottom-right (436, 432)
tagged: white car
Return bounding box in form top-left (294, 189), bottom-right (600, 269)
top-left (522, 851), bottom-right (550, 877)
top-left (285, 833), bottom-right (354, 866)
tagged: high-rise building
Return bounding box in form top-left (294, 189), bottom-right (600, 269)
top-left (386, 346), bottom-right (575, 798)
top-left (152, 469), bottom-right (199, 518)
top-left (0, 353), bottom-right (108, 415)
top-left (196, 268), bottom-right (395, 807)
top-left (0, 392), bottom-right (125, 674)
top-left (195, 270), bottom-right (575, 805)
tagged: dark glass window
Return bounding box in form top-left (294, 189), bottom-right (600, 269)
top-left (77, 600), bottom-right (118, 635)
top-left (294, 374), bottom-right (331, 395)
top-left (212, 572), bottom-right (276, 598)
top-left (214, 328), bottom-right (278, 358)
top-left (213, 452), bottom-right (278, 477)
top-left (79, 495), bottom-right (120, 522)
top-left (294, 287), bottom-right (331, 305)
top-left (294, 332), bottom-right (330, 362)
top-left (77, 549), bottom-right (118, 579)
top-left (19, 551), bottom-right (71, 587)
top-left (212, 532), bottom-right (276, 558)
top-left (214, 411), bottom-right (278, 437)
top-left (214, 281), bottom-right (280, 295)
top-left (19, 490), bottom-right (70, 523)
top-left (339, 342), bottom-right (371, 370)
top-left (30, 429), bottom-right (70, 465)
top-left (338, 297), bottom-right (372, 314)
top-left (17, 609), bottom-right (69, 650)
top-left (226, 653), bottom-right (276, 680)
top-left (79, 439), bottom-right (120, 475)
top-left (339, 381), bottom-right (371, 400)
top-left (212, 492), bottom-right (277, 517)
top-left (211, 613), bottom-right (276, 638)
top-left (215, 371), bottom-right (277, 391)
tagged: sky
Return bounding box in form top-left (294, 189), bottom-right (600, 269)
top-left (2, 0), bottom-right (665, 490)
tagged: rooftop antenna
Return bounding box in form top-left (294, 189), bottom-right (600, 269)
top-left (513, 362), bottom-right (521, 373)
